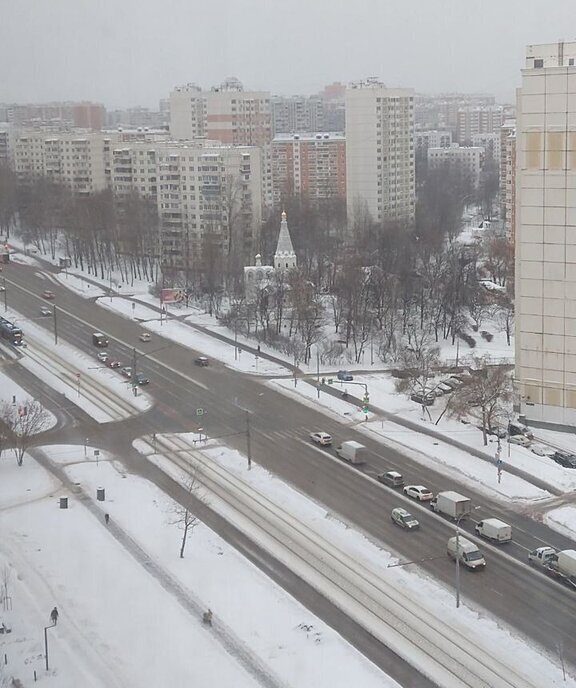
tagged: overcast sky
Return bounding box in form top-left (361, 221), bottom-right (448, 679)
top-left (1, 0), bottom-right (574, 109)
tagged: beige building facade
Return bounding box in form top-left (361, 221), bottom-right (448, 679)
top-left (345, 79), bottom-right (415, 227)
top-left (516, 40), bottom-right (576, 426)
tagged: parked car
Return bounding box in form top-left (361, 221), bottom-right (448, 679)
top-left (135, 372), bottom-right (149, 386)
top-left (310, 431), bottom-right (332, 446)
top-left (410, 392), bottom-right (435, 406)
top-left (531, 443), bottom-right (555, 457)
top-left (337, 370), bottom-right (354, 381)
top-left (106, 359), bottom-right (121, 369)
top-left (121, 366), bottom-right (133, 379)
top-left (437, 382), bottom-right (454, 394)
top-left (391, 507), bottom-right (419, 530)
top-left (139, 332), bottom-right (151, 343)
top-left (552, 450), bottom-right (576, 468)
top-left (443, 377), bottom-right (463, 390)
top-left (42, 290), bottom-right (55, 300)
top-left (40, 306), bottom-right (52, 316)
top-left (508, 421), bottom-right (534, 439)
top-left (487, 426), bottom-right (508, 439)
top-left (508, 435), bottom-right (532, 447)
top-left (97, 351), bottom-right (109, 363)
top-left (377, 471), bottom-right (405, 487)
top-left (194, 356), bottom-right (209, 366)
top-left (403, 485), bottom-right (434, 501)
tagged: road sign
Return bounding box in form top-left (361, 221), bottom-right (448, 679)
top-left (196, 408), bottom-right (204, 416)
top-left (362, 405), bottom-right (369, 414)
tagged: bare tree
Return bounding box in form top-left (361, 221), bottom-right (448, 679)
top-left (0, 399), bottom-right (51, 466)
top-left (169, 473), bottom-right (204, 559)
top-left (494, 295), bottom-right (514, 346)
top-left (448, 357), bottom-right (513, 445)
top-left (395, 328), bottom-right (441, 416)
top-left (1, 565), bottom-right (12, 612)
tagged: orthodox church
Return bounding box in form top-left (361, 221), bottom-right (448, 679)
top-left (244, 211), bottom-right (297, 302)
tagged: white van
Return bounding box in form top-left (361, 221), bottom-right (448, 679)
top-left (447, 536), bottom-right (486, 570)
top-left (474, 518), bottom-right (512, 543)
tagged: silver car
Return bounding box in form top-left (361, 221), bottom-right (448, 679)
top-left (391, 507), bottom-right (419, 530)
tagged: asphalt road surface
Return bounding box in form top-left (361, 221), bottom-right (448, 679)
top-left (4, 261), bottom-right (576, 683)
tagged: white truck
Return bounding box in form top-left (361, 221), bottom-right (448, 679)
top-left (474, 518), bottom-right (512, 543)
top-left (529, 547), bottom-right (576, 589)
top-left (430, 491), bottom-right (472, 520)
top-left (335, 440), bottom-right (367, 465)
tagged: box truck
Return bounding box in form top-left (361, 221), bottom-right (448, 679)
top-left (430, 491), bottom-right (472, 520)
top-left (335, 440), bottom-right (367, 465)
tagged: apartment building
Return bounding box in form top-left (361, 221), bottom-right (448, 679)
top-left (345, 79), bottom-right (415, 227)
top-left (515, 40), bottom-right (576, 427)
top-left (110, 140), bottom-right (263, 270)
top-left (427, 144), bottom-right (484, 189)
top-left (415, 129), bottom-right (452, 154)
top-left (12, 129), bottom-right (109, 194)
top-left (500, 119), bottom-right (516, 238)
top-left (457, 105), bottom-right (504, 144)
top-left (271, 132), bottom-right (346, 205)
top-left (471, 132), bottom-right (501, 164)
top-left (271, 96), bottom-right (326, 135)
top-left (0, 102), bottom-right (106, 130)
top-left (169, 78), bottom-right (272, 147)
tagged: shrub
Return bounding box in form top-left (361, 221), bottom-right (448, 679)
top-left (458, 332), bottom-right (476, 348)
top-left (481, 331), bottom-right (494, 342)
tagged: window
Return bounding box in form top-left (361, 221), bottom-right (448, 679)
top-left (534, 59), bottom-right (544, 68)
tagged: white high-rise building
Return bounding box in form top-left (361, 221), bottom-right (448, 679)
top-left (516, 40), bottom-right (576, 426)
top-left (345, 79), bottom-right (415, 227)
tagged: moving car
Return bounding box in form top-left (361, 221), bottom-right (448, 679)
top-left (337, 370), bottom-right (353, 381)
top-left (403, 485), bottom-right (434, 501)
top-left (447, 536), bottom-right (486, 570)
top-left (391, 507), bottom-right (419, 530)
top-left (134, 372), bottom-right (149, 386)
top-left (97, 351), bottom-right (109, 363)
top-left (40, 307), bottom-right (52, 317)
top-left (508, 435), bottom-right (531, 447)
top-left (139, 332), bottom-right (151, 342)
top-left (121, 366), bottom-right (133, 379)
top-left (42, 290), bottom-right (55, 300)
top-left (377, 471), bottom-right (405, 487)
top-left (194, 356), bottom-right (209, 366)
top-left (508, 421), bottom-right (534, 439)
top-left (310, 431), bottom-right (332, 446)
top-left (106, 358), bottom-right (121, 369)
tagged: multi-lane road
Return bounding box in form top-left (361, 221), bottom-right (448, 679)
top-left (4, 260), bottom-right (576, 683)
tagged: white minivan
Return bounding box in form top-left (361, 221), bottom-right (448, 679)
top-left (447, 536), bottom-right (486, 570)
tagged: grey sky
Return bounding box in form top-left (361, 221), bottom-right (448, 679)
top-left (1, 0), bottom-right (573, 108)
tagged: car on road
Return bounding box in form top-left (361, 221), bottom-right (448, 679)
top-left (508, 421), bottom-right (534, 439)
top-left (0, 286), bottom-right (5, 292)
top-left (391, 507), bottom-right (419, 530)
top-left (310, 431), bottom-right (332, 446)
top-left (120, 366), bottom-right (133, 379)
top-left (139, 333), bottom-right (151, 343)
top-left (508, 435), bottom-right (532, 447)
top-left (377, 471), bottom-right (405, 487)
top-left (106, 358), bottom-right (121, 369)
top-left (531, 443), bottom-right (555, 457)
top-left (40, 307), bottom-right (52, 316)
top-left (403, 485), bottom-right (434, 501)
top-left (97, 351), bottom-right (109, 363)
top-left (194, 356), bottom-right (209, 366)
top-left (134, 372), bottom-right (149, 386)
top-left (337, 370), bottom-right (353, 381)
top-left (42, 290), bottom-right (55, 300)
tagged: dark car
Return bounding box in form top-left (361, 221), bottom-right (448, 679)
top-left (337, 370), bottom-right (353, 381)
top-left (42, 290), bottom-right (55, 300)
top-left (410, 392), bottom-right (435, 406)
top-left (106, 359), bottom-right (121, 369)
top-left (552, 450), bottom-right (576, 468)
top-left (135, 372), bottom-right (149, 386)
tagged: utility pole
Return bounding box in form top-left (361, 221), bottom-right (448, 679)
top-left (53, 305), bottom-right (58, 345)
top-left (3, 278), bottom-right (6, 312)
top-left (316, 349), bottom-right (320, 398)
top-left (246, 410), bottom-right (252, 470)
top-left (132, 347), bottom-right (137, 396)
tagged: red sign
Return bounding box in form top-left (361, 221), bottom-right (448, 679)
top-left (161, 288), bottom-right (184, 304)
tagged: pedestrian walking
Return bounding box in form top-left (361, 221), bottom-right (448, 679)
top-left (104, 513), bottom-right (110, 525)
top-left (50, 607), bottom-right (59, 625)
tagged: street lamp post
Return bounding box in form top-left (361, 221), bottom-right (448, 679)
top-left (455, 514), bottom-right (464, 608)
